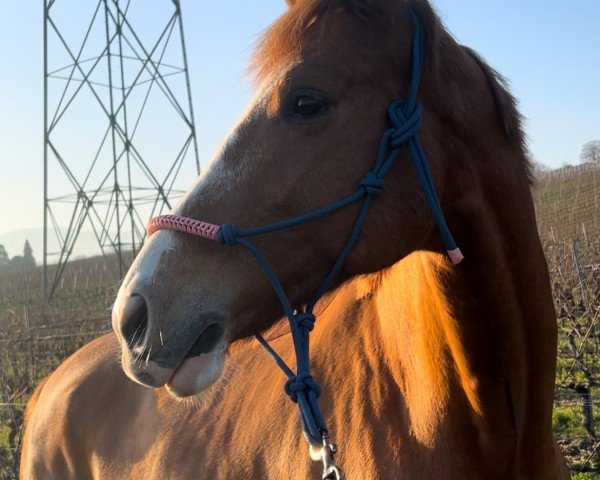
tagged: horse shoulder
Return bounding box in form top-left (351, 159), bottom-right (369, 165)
top-left (20, 333), bottom-right (153, 480)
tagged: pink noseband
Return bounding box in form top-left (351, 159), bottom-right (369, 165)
top-left (147, 215), bottom-right (221, 242)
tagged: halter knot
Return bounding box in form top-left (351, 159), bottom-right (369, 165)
top-left (360, 172), bottom-right (385, 197)
top-left (284, 373), bottom-right (321, 403)
top-left (216, 223), bottom-right (239, 246)
top-left (388, 100), bottom-right (422, 149)
top-left (295, 312), bottom-right (316, 332)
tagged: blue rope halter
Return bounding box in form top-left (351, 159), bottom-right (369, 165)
top-left (218, 7), bottom-right (461, 445)
top-left (148, 7), bottom-right (462, 475)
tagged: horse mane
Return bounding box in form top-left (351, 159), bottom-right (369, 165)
top-left (251, 0), bottom-right (531, 182)
top-left (461, 46), bottom-right (532, 184)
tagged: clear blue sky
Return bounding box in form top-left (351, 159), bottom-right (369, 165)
top-left (0, 0), bottom-right (598, 238)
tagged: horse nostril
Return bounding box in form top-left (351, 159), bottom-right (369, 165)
top-left (120, 294), bottom-right (149, 350)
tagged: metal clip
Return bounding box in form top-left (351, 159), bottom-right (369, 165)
top-left (323, 465), bottom-right (344, 480)
top-left (316, 436), bottom-right (345, 480)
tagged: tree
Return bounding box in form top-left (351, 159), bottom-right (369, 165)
top-left (0, 245), bottom-right (8, 268)
top-left (580, 140), bottom-right (600, 164)
top-left (22, 240), bottom-right (36, 268)
top-left (9, 256), bottom-right (23, 269)
top-left (531, 160), bottom-right (550, 178)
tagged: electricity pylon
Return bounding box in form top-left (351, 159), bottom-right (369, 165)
top-left (43, 0), bottom-right (200, 300)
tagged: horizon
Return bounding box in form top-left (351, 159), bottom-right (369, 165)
top-left (1, 0), bottom-right (599, 239)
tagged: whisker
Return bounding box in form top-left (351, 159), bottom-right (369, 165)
top-left (127, 322), bottom-right (145, 351)
top-left (145, 346), bottom-right (153, 366)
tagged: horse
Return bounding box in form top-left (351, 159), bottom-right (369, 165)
top-left (21, 0), bottom-right (570, 478)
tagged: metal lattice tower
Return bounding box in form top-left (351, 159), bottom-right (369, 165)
top-left (43, 0), bottom-right (200, 300)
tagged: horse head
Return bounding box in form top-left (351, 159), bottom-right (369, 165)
top-left (112, 0), bottom-right (528, 399)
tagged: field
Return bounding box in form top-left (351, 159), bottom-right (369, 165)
top-left (0, 257), bottom-right (119, 478)
top-left (1, 164), bottom-right (599, 479)
top-left (534, 164), bottom-right (600, 476)
top-left (534, 163), bottom-right (600, 244)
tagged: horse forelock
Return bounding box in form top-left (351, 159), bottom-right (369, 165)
top-left (250, 0), bottom-right (440, 82)
top-left (249, 0), bottom-right (337, 86)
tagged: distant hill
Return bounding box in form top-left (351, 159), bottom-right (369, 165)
top-left (0, 228), bottom-right (111, 265)
top-left (0, 251), bottom-right (131, 300)
top-left (533, 162), bottom-right (600, 245)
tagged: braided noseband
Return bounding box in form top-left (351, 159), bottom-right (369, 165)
top-left (147, 8), bottom-right (463, 479)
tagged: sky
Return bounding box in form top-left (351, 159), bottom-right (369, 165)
top-left (0, 0), bottom-right (599, 243)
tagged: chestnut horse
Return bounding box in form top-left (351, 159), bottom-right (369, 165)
top-left (21, 0), bottom-right (570, 478)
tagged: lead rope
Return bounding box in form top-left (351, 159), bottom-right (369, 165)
top-left (147, 8), bottom-right (462, 480)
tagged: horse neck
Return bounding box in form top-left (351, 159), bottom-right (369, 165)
top-left (317, 186), bottom-right (557, 458)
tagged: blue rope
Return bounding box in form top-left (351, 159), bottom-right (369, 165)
top-left (210, 7), bottom-right (459, 446)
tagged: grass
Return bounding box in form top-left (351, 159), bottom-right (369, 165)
top-left (553, 406), bottom-right (590, 439)
top-left (573, 473), bottom-right (600, 480)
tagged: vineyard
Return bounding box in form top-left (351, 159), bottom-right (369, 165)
top-left (0, 257), bottom-right (120, 479)
top-left (535, 163), bottom-right (600, 478)
top-left (1, 164), bottom-right (599, 479)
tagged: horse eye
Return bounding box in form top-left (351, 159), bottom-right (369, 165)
top-left (291, 95), bottom-right (328, 118)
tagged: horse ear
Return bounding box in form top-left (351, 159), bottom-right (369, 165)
top-left (285, 0), bottom-right (296, 6)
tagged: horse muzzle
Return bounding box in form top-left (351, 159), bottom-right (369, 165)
top-left (112, 291), bottom-right (229, 396)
